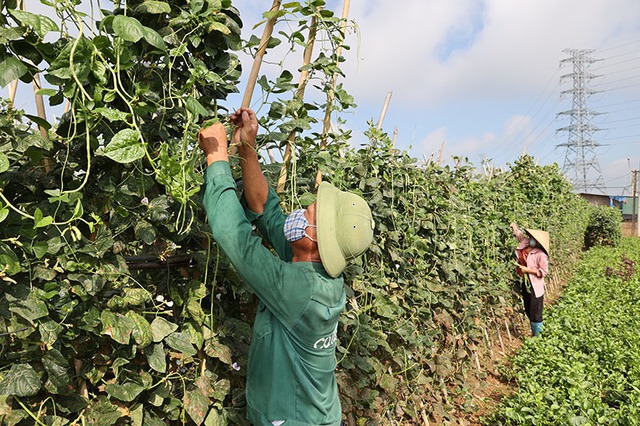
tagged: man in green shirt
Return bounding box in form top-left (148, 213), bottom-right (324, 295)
top-left (198, 108), bottom-right (374, 425)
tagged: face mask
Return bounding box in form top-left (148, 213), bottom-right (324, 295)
top-left (283, 209), bottom-right (317, 242)
top-left (529, 238), bottom-right (538, 248)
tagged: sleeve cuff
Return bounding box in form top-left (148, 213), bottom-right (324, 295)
top-left (245, 207), bottom-right (262, 223)
top-left (204, 161), bottom-right (233, 182)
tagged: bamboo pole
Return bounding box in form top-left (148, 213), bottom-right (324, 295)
top-left (483, 327), bottom-right (494, 358)
top-left (228, 0), bottom-right (281, 156)
top-left (33, 74), bottom-right (48, 140)
top-left (276, 14), bottom-right (318, 194)
top-left (8, 80), bottom-right (18, 103)
top-left (315, 0), bottom-right (350, 187)
top-left (496, 323), bottom-right (505, 353)
top-left (391, 126), bottom-right (398, 148)
top-left (376, 91), bottom-right (392, 130)
top-left (34, 75), bottom-right (54, 173)
top-left (241, 0), bottom-right (280, 109)
top-left (437, 141), bottom-right (445, 165)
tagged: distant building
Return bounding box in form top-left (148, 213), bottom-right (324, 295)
top-left (579, 193), bottom-right (634, 221)
top-left (578, 193), bottom-right (610, 207)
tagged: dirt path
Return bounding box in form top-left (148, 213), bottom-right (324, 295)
top-left (458, 277), bottom-right (568, 425)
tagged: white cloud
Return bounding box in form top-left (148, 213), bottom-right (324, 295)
top-left (415, 127), bottom-right (447, 159)
top-left (342, 0), bottom-right (640, 107)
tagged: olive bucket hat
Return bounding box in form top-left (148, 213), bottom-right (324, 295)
top-left (316, 182), bottom-right (375, 278)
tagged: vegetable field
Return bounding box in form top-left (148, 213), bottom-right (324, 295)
top-left (490, 237), bottom-right (640, 425)
top-left (0, 0), bottom-right (606, 424)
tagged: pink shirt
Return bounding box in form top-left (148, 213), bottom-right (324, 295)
top-left (513, 226), bottom-right (549, 298)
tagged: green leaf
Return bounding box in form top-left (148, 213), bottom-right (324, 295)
top-left (35, 88), bottom-right (57, 97)
top-left (165, 332), bottom-right (197, 357)
top-left (151, 316), bottom-right (178, 342)
top-left (0, 56), bottom-right (28, 88)
top-left (0, 27), bottom-right (24, 44)
top-left (68, 273), bottom-right (105, 296)
top-left (9, 9), bottom-right (59, 38)
top-left (33, 208), bottom-right (53, 228)
top-left (25, 114), bottom-right (51, 130)
top-left (104, 381), bottom-right (145, 402)
top-left (103, 129), bottom-right (145, 163)
top-left (207, 21), bottom-right (230, 35)
top-left (186, 297), bottom-right (205, 324)
top-left (0, 207), bottom-right (9, 224)
top-left (101, 310), bottom-right (134, 345)
top-left (135, 1), bottom-right (172, 14)
top-left (0, 242), bottom-right (22, 275)
top-left (211, 379), bottom-right (231, 403)
top-left (42, 349), bottom-right (70, 393)
top-left (185, 96), bottom-right (209, 118)
top-left (31, 241), bottom-right (48, 259)
top-left (184, 388), bottom-right (210, 425)
top-left (112, 15), bottom-right (145, 43)
top-left (134, 220), bottom-right (156, 245)
top-left (204, 408), bottom-right (225, 426)
top-left (142, 27), bottom-right (166, 50)
top-left (95, 107), bottom-right (129, 122)
top-left (0, 152), bottom-right (9, 173)
top-left (83, 396), bottom-right (122, 426)
top-left (145, 343), bottom-right (167, 373)
top-left (126, 311), bottom-right (153, 348)
top-left (0, 364), bottom-right (41, 396)
top-left (46, 37), bottom-right (92, 83)
top-left (204, 339), bottom-right (232, 365)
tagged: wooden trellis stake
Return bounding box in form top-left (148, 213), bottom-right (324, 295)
top-left (229, 0), bottom-right (281, 156)
top-left (33, 74), bottom-right (49, 139)
top-left (241, 0), bottom-right (280, 109)
top-left (376, 91), bottom-right (393, 130)
top-left (276, 14), bottom-right (318, 194)
top-left (496, 322), bottom-right (505, 353)
top-left (437, 141), bottom-right (445, 164)
top-left (8, 80), bottom-right (18, 103)
top-left (483, 327), bottom-right (494, 358)
top-left (315, 0), bottom-right (350, 188)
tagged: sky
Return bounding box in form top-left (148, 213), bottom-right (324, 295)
top-left (10, 0), bottom-right (640, 195)
top-left (230, 0), bottom-right (640, 195)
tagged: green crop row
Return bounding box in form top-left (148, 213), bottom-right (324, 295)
top-left (489, 238), bottom-right (640, 425)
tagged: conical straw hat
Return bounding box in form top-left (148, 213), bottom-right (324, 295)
top-left (525, 229), bottom-right (550, 255)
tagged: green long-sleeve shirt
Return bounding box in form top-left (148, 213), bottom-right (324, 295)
top-left (202, 161), bottom-right (345, 426)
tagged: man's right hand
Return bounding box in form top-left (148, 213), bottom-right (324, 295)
top-left (230, 108), bottom-right (258, 150)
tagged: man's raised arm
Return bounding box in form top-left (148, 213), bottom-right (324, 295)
top-left (230, 108), bottom-right (268, 214)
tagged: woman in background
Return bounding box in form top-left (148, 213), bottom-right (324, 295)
top-left (511, 223), bottom-right (550, 337)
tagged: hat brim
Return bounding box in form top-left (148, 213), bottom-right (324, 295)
top-left (316, 182), bottom-right (346, 278)
top-left (526, 228), bottom-right (550, 255)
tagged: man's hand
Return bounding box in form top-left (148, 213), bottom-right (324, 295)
top-left (230, 108), bottom-right (258, 151)
top-left (198, 122), bottom-right (229, 165)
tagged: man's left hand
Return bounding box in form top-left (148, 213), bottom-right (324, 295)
top-left (199, 122), bottom-right (229, 165)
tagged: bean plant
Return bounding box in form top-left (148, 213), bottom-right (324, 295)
top-left (281, 129), bottom-right (590, 422)
top-left (0, 0), bottom-right (594, 424)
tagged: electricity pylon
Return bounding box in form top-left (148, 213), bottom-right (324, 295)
top-left (556, 48), bottom-right (605, 194)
